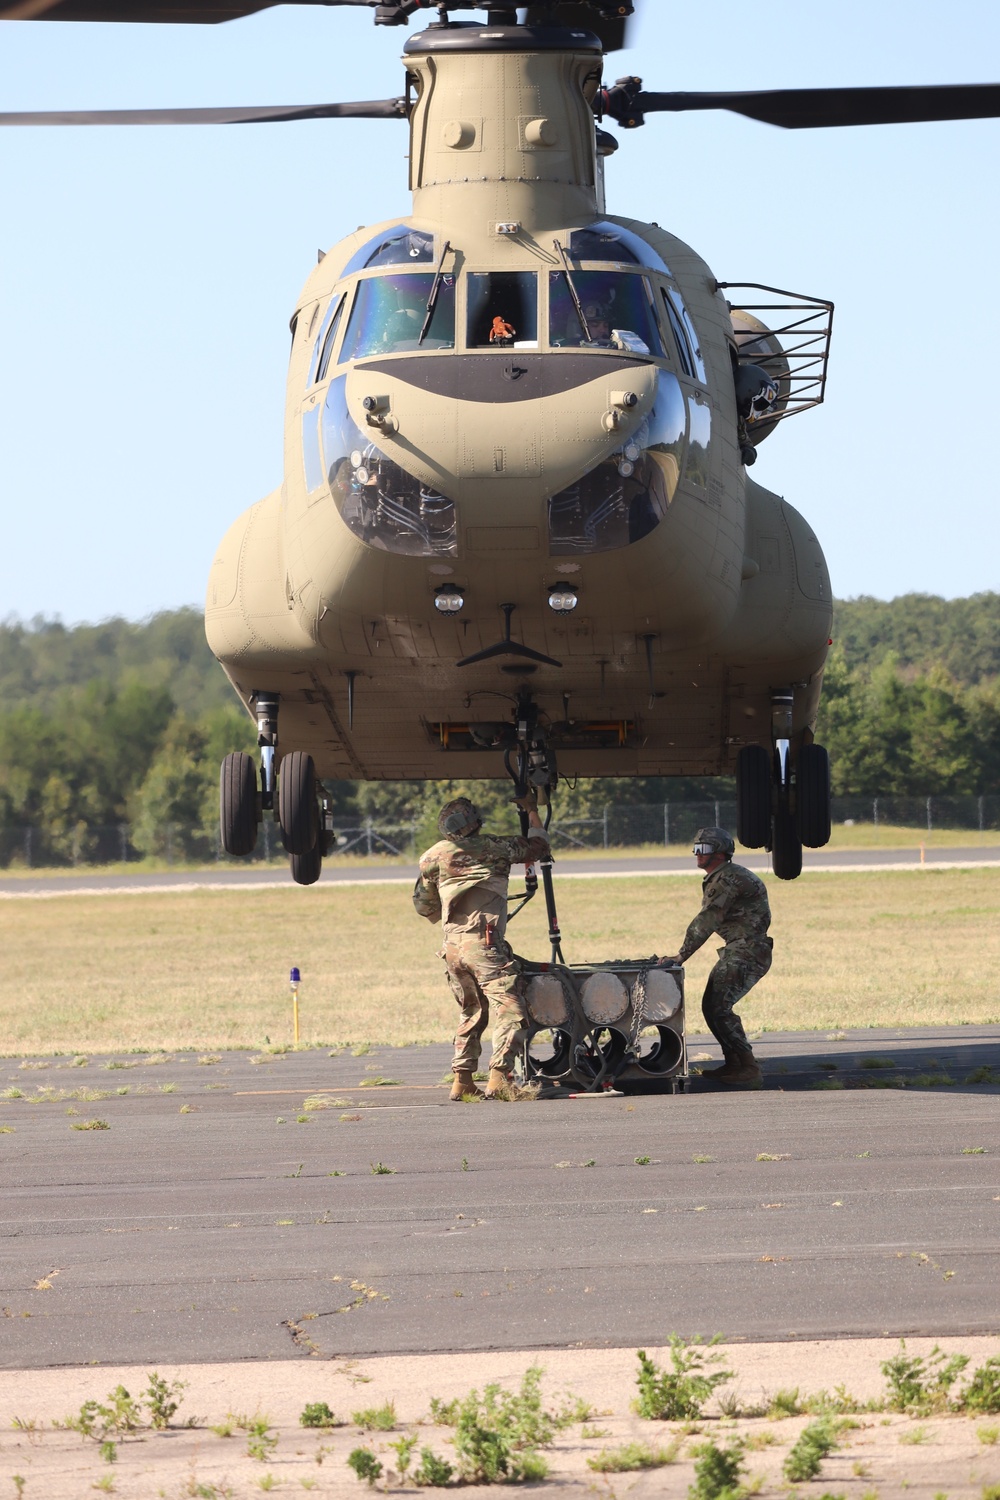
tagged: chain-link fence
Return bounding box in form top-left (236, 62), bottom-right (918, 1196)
top-left (1, 794), bottom-right (998, 871)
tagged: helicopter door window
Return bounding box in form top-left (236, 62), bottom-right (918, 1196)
top-left (301, 405), bottom-right (325, 494)
top-left (549, 271), bottom-right (663, 355)
top-left (661, 287), bottom-right (707, 383)
top-left (313, 293), bottom-right (347, 384)
top-left (685, 396), bottom-right (712, 488)
top-left (342, 272), bottom-right (456, 361)
top-left (466, 272), bottom-right (539, 349)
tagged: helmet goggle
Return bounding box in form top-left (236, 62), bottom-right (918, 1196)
top-left (692, 841), bottom-right (717, 855)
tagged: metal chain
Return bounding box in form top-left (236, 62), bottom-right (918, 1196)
top-left (630, 964), bottom-right (648, 1057)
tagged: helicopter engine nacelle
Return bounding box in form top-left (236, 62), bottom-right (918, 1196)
top-left (729, 308), bottom-right (790, 447)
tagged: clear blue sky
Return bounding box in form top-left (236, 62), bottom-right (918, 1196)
top-left (1, 0), bottom-right (998, 625)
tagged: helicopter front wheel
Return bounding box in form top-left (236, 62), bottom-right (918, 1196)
top-left (219, 752), bottom-right (259, 857)
top-left (290, 842), bottom-right (323, 886)
top-left (278, 751), bottom-right (319, 856)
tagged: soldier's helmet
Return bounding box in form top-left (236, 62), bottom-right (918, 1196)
top-left (438, 796), bottom-right (483, 838)
top-left (692, 826), bottom-right (735, 859)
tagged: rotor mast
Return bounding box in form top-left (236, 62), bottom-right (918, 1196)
top-left (404, 24), bottom-right (604, 243)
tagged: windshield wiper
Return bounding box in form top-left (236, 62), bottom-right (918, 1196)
top-left (554, 238), bottom-right (593, 343)
top-left (418, 239), bottom-right (452, 345)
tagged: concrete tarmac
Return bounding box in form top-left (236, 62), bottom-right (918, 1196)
top-left (1, 843), bottom-right (997, 897)
top-left (3, 1029), bottom-right (999, 1369)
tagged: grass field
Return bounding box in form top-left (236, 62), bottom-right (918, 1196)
top-left (2, 867), bottom-right (998, 1054)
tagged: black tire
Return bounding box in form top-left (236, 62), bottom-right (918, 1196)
top-left (278, 751), bottom-right (318, 856)
top-left (290, 842), bottom-right (322, 886)
top-left (736, 744), bottom-right (771, 848)
top-left (772, 804), bottom-right (803, 880)
top-left (797, 742), bottom-right (831, 848)
top-left (219, 752), bottom-right (258, 856)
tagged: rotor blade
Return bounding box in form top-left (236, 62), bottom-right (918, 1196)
top-left (524, 2), bottom-right (632, 53)
top-left (0, 97), bottom-right (408, 125)
top-left (0, 1), bottom-right (374, 21)
top-left (633, 82), bottom-right (1000, 130)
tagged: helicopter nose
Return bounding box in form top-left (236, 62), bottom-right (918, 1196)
top-left (346, 353), bottom-right (659, 508)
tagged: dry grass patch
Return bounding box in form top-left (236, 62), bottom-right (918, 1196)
top-left (0, 868), bottom-right (997, 1051)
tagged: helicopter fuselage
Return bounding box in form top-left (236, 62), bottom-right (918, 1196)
top-left (205, 22), bottom-right (831, 782)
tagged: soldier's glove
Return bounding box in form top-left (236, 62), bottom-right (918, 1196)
top-left (513, 789), bottom-right (538, 812)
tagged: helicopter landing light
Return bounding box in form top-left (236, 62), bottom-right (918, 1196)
top-left (434, 587), bottom-right (465, 615)
top-left (547, 586), bottom-right (579, 613)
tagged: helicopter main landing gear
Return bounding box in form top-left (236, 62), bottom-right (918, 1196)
top-left (218, 692), bottom-right (333, 884)
top-left (735, 690), bottom-right (831, 881)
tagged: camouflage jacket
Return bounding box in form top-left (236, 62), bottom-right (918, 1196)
top-left (412, 829), bottom-right (549, 924)
top-left (678, 860), bottom-right (771, 961)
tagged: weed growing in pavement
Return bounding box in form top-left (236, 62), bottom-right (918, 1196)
top-left (427, 1365), bottom-right (560, 1483)
top-left (689, 1437), bottom-right (746, 1500)
top-left (881, 1341), bottom-right (969, 1413)
top-left (899, 1425), bottom-right (930, 1444)
top-left (71, 1119), bottom-right (110, 1130)
top-left (142, 1372), bottom-right (186, 1429)
top-left (359, 1076), bottom-right (402, 1088)
top-left (347, 1448), bottom-right (382, 1485)
top-left (962, 1146), bottom-right (987, 1154)
top-left (859, 1057), bottom-right (896, 1070)
top-left (962, 1358), bottom-right (1000, 1414)
top-left (633, 1338), bottom-right (732, 1421)
top-left (587, 1439), bottom-right (680, 1472)
top-left (966, 1066), bottom-right (1000, 1084)
top-left (352, 1401), bottom-right (396, 1431)
top-left (766, 1388), bottom-right (804, 1419)
top-left (62, 1386), bottom-right (143, 1441)
top-left (755, 1152), bottom-right (790, 1162)
top-left (300, 1402), bottom-right (337, 1428)
top-left (92, 1474), bottom-right (115, 1493)
top-left (369, 1161), bottom-right (395, 1174)
top-left (692, 1155), bottom-right (715, 1163)
top-left (387, 1433), bottom-right (418, 1476)
top-left (303, 1096), bottom-right (351, 1111)
top-left (98, 1440), bottom-right (117, 1463)
top-left (412, 1447), bottom-right (455, 1485)
top-left (783, 1418), bottom-right (842, 1481)
top-left (12, 1480), bottom-right (26, 1499)
top-left (977, 1425), bottom-right (1000, 1444)
top-left (245, 1415), bottom-right (278, 1461)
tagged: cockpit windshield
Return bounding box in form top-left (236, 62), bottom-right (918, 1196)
top-left (341, 272), bottom-right (456, 361)
top-left (341, 225), bottom-right (435, 277)
top-left (549, 271), bottom-right (663, 356)
top-left (567, 221), bottom-right (670, 274)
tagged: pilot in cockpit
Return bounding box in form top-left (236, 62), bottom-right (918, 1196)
top-left (579, 301), bottom-right (612, 345)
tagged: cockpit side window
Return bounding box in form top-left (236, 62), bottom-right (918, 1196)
top-left (661, 286), bottom-right (707, 383)
top-left (549, 271), bottom-right (663, 356)
top-left (341, 273), bottom-right (456, 362)
top-left (466, 272), bottom-right (539, 348)
top-left (315, 294), bottom-right (346, 383)
top-left (307, 297), bottom-right (342, 387)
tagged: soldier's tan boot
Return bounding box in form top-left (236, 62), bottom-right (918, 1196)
top-left (449, 1069), bottom-right (484, 1101)
top-left (484, 1067), bottom-right (510, 1099)
top-left (717, 1048), bottom-right (763, 1089)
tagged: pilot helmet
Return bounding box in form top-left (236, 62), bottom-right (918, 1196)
top-left (692, 826), bottom-right (735, 860)
top-left (438, 796), bottom-right (483, 838)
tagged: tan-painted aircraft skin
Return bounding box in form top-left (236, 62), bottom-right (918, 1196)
top-left (205, 25), bottom-right (831, 783)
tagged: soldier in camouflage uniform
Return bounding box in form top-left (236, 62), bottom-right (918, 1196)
top-left (660, 826), bottom-right (772, 1088)
top-left (413, 792), bottom-right (550, 1100)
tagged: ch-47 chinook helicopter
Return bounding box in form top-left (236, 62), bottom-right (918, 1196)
top-left (6, 0), bottom-right (999, 894)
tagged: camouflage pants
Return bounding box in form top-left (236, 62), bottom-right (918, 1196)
top-left (701, 937), bottom-right (773, 1054)
top-left (442, 898), bottom-right (527, 1075)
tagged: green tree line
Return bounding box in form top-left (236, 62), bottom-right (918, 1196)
top-left (0, 594), bottom-right (996, 861)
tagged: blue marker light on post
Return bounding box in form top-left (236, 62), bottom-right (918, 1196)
top-left (290, 967), bottom-right (301, 1044)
